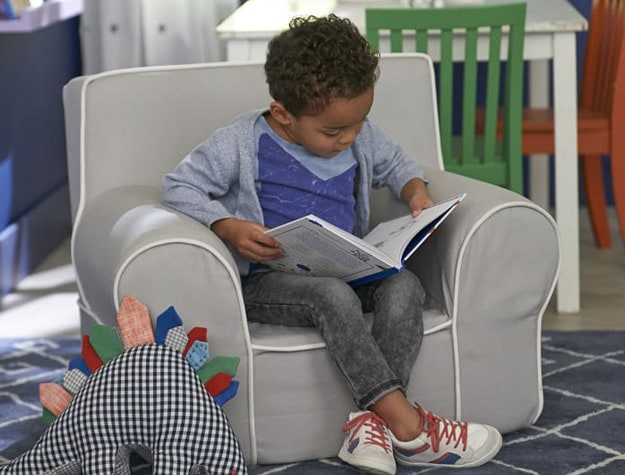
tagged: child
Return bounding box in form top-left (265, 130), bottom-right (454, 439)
top-left (162, 14), bottom-right (502, 475)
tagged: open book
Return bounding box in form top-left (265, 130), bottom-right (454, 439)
top-left (265, 193), bottom-right (466, 286)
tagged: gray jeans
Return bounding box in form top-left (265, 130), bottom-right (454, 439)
top-left (241, 270), bottom-right (425, 408)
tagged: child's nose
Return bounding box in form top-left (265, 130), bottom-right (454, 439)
top-left (339, 128), bottom-right (359, 145)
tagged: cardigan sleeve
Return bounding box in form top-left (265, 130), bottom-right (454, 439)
top-left (161, 131), bottom-right (240, 227)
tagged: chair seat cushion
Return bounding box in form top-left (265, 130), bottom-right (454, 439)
top-left (248, 308), bottom-right (450, 349)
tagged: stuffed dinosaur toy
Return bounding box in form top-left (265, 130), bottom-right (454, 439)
top-left (0, 296), bottom-right (248, 474)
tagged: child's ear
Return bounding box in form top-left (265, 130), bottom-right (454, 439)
top-left (269, 101), bottom-right (294, 126)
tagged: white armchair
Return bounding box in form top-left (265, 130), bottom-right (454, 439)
top-left (63, 54), bottom-right (560, 465)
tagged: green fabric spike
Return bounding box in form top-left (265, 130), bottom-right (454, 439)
top-left (197, 356), bottom-right (240, 384)
top-left (42, 407), bottom-right (56, 427)
top-left (89, 324), bottom-right (125, 364)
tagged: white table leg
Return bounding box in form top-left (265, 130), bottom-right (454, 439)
top-left (528, 60), bottom-right (550, 210)
top-left (226, 39), bottom-right (252, 61)
top-left (553, 32), bottom-right (580, 313)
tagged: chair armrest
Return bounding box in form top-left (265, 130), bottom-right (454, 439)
top-left (410, 168), bottom-right (559, 322)
top-left (73, 185), bottom-right (249, 356)
top-left (73, 185), bottom-right (255, 455)
top-left (371, 167), bottom-right (560, 320)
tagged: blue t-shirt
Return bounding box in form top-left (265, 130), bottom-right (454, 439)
top-left (254, 115), bottom-right (357, 233)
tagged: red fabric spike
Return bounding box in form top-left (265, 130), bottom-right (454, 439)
top-left (204, 372), bottom-right (232, 397)
top-left (117, 295), bottom-right (155, 348)
top-left (39, 383), bottom-right (73, 417)
top-left (82, 335), bottom-right (104, 372)
top-left (184, 326), bottom-right (208, 356)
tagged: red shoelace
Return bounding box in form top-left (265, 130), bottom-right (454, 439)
top-left (342, 412), bottom-right (392, 453)
top-left (416, 405), bottom-right (468, 452)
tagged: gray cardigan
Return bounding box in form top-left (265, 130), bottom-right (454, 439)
top-left (162, 109), bottom-right (425, 275)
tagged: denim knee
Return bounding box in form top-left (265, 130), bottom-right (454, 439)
top-left (303, 277), bottom-right (362, 321)
top-left (384, 272), bottom-right (425, 324)
top-left (382, 271), bottom-right (425, 306)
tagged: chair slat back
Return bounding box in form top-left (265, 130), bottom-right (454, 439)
top-left (582, 0), bottom-right (625, 121)
top-left (366, 3), bottom-right (526, 193)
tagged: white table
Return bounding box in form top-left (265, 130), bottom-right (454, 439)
top-left (217, 0), bottom-right (588, 313)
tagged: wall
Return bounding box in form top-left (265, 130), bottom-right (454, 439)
top-left (0, 15), bottom-right (82, 296)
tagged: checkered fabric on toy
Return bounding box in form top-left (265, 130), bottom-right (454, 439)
top-left (0, 296), bottom-right (247, 475)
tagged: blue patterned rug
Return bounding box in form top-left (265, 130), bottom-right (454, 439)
top-left (1, 331), bottom-right (624, 474)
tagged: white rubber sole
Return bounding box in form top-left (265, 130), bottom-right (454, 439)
top-left (396, 427), bottom-right (503, 469)
top-left (338, 445), bottom-right (396, 475)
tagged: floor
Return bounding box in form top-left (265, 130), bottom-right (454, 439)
top-left (542, 206), bottom-right (625, 331)
top-left (0, 239), bottom-right (79, 338)
top-left (1, 208), bottom-right (624, 338)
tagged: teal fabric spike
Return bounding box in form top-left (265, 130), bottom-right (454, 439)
top-left (155, 306), bottom-right (183, 345)
top-left (165, 326), bottom-right (188, 352)
top-left (185, 340), bottom-right (210, 371)
top-left (197, 356), bottom-right (240, 384)
top-left (89, 324), bottom-right (124, 363)
top-left (214, 380), bottom-right (240, 407)
top-left (63, 369), bottom-right (88, 395)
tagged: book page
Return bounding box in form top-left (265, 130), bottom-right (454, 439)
top-left (266, 217), bottom-right (396, 282)
top-left (363, 194), bottom-right (466, 264)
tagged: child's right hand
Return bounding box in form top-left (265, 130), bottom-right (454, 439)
top-left (211, 217), bottom-right (282, 262)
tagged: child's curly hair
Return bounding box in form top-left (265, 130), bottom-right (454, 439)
top-left (265, 14), bottom-right (380, 116)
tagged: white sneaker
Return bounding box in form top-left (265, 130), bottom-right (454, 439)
top-left (338, 411), bottom-right (396, 475)
top-left (391, 405), bottom-right (502, 468)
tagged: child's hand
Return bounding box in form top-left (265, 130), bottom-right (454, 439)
top-left (408, 193), bottom-right (434, 217)
top-left (211, 218), bottom-right (282, 262)
top-left (400, 178), bottom-right (434, 217)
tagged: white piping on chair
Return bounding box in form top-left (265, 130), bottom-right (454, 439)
top-left (423, 53), bottom-right (445, 171)
top-left (251, 343), bottom-right (328, 353)
top-left (70, 78), bottom-right (91, 315)
top-left (529, 205), bottom-right (561, 423)
top-left (424, 320), bottom-right (453, 335)
top-left (251, 314), bottom-right (453, 354)
top-left (76, 299), bottom-right (104, 326)
top-left (113, 237), bottom-right (259, 465)
top-left (450, 200), bottom-right (559, 421)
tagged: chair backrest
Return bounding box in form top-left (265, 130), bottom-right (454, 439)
top-left (581, 0), bottom-right (625, 126)
top-left (366, 3), bottom-right (526, 194)
top-left (63, 54), bottom-right (443, 223)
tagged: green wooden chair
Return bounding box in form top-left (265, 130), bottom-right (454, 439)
top-left (366, 3), bottom-right (526, 194)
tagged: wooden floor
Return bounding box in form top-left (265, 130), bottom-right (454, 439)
top-left (1, 208), bottom-right (624, 337)
top-left (542, 207), bottom-right (625, 331)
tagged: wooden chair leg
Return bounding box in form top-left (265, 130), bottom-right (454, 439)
top-left (581, 154), bottom-right (612, 248)
top-left (608, 143), bottom-right (625, 251)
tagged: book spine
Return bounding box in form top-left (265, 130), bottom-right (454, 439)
top-left (348, 267), bottom-right (400, 288)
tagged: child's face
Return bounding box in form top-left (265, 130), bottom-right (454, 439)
top-left (269, 88), bottom-right (374, 158)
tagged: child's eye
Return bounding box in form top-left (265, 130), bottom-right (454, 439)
top-left (323, 130), bottom-right (340, 137)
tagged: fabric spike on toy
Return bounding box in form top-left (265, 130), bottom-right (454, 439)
top-left (1, 295), bottom-right (247, 475)
top-left (39, 298), bottom-right (241, 426)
